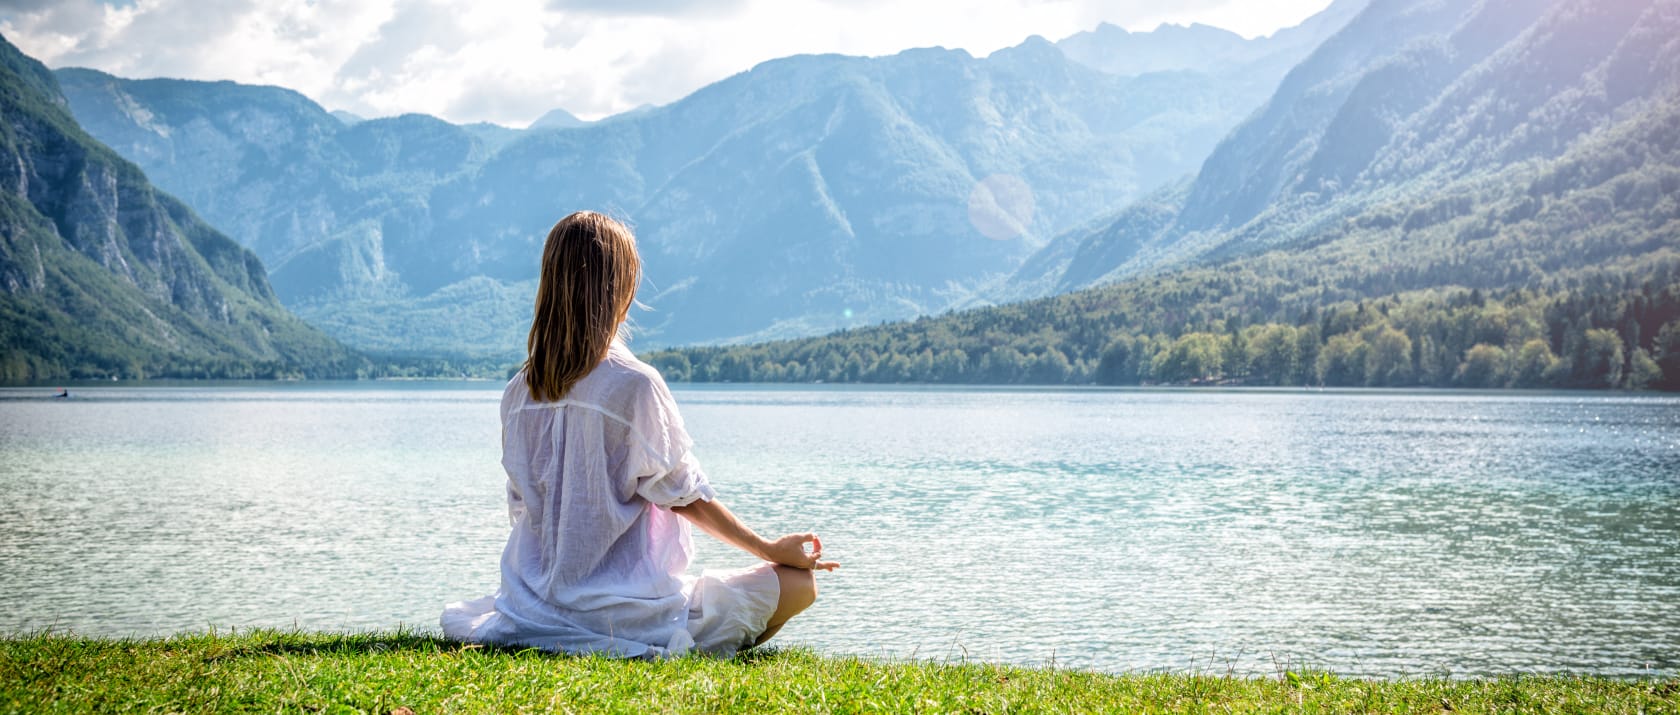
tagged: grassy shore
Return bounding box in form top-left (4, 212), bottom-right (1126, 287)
top-left (2, 631), bottom-right (1675, 714)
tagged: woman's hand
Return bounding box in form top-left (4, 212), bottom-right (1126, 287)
top-left (759, 532), bottom-right (839, 571)
top-left (672, 498), bottom-right (839, 571)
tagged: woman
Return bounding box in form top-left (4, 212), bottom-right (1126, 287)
top-left (441, 211), bottom-right (837, 657)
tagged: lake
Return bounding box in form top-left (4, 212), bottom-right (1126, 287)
top-left (1, 383), bottom-right (1677, 678)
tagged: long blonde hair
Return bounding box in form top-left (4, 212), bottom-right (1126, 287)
top-left (525, 211), bottom-right (641, 402)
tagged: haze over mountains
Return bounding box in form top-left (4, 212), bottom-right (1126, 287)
top-left (51, 1), bottom-right (1364, 357)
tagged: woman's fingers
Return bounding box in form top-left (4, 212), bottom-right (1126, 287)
top-left (768, 534), bottom-right (812, 568)
top-left (800, 533), bottom-right (835, 570)
top-left (768, 532), bottom-right (836, 570)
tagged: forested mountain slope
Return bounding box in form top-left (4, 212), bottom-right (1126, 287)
top-left (0, 35), bottom-right (356, 380)
top-left (1010, 0), bottom-right (1679, 297)
top-left (648, 0), bottom-right (1680, 390)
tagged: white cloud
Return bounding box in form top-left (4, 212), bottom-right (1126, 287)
top-left (544, 0), bottom-right (752, 17)
top-left (0, 0), bottom-right (1334, 126)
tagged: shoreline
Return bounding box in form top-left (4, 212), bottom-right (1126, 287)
top-left (3, 379), bottom-right (1676, 396)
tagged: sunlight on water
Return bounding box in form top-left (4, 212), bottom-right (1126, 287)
top-left (2, 385), bottom-right (1676, 677)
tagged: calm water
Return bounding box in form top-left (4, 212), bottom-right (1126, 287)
top-left (2, 384), bottom-right (1677, 677)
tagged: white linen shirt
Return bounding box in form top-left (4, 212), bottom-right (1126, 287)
top-left (440, 340), bottom-right (716, 656)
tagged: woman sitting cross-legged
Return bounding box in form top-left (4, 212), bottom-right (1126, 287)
top-left (441, 210), bottom-right (837, 657)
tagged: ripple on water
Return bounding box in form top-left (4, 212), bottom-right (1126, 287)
top-left (1, 386), bottom-right (1677, 677)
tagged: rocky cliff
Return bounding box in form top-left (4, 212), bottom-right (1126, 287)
top-left (0, 33), bottom-right (355, 380)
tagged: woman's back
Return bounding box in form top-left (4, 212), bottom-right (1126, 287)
top-left (445, 341), bottom-right (715, 656)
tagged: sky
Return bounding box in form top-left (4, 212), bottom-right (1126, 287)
top-left (0, 0), bottom-right (1334, 127)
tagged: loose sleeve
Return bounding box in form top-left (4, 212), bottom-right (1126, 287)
top-left (624, 373), bottom-right (715, 508)
top-left (499, 378), bottom-right (528, 526)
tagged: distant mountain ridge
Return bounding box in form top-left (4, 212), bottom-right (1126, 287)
top-left (528, 107), bottom-right (586, 130)
top-left (0, 34), bottom-right (354, 380)
top-left (51, 2), bottom-right (1363, 356)
top-left (1055, 0), bottom-right (1367, 79)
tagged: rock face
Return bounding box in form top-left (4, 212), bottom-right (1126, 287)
top-left (1009, 0), bottom-right (1680, 296)
top-left (0, 34), bottom-right (353, 381)
top-left (53, 2), bottom-right (1362, 355)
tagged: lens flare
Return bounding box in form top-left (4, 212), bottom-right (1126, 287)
top-left (967, 174), bottom-right (1035, 240)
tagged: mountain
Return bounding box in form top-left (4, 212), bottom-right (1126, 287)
top-left (51, 2), bottom-right (1361, 357)
top-left (1056, 22), bottom-right (1251, 76)
top-left (1009, 0), bottom-right (1680, 297)
top-left (461, 121), bottom-right (523, 153)
top-left (0, 34), bottom-right (356, 381)
top-left (1054, 0), bottom-right (1368, 86)
top-left (424, 40), bottom-right (1268, 348)
top-left (528, 107), bottom-right (586, 130)
top-left (600, 104), bottom-right (658, 124)
top-left (649, 0), bottom-right (1680, 390)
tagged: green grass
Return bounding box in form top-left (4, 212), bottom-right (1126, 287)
top-left (2, 630), bottom-right (1675, 714)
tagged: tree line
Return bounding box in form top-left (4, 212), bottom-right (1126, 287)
top-left (644, 261), bottom-right (1680, 390)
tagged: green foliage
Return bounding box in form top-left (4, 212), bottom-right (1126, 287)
top-left (1512, 339), bottom-right (1560, 388)
top-left (645, 255), bottom-right (1680, 391)
top-left (1153, 332), bottom-right (1224, 384)
top-left (1457, 344), bottom-right (1508, 389)
top-left (1317, 332), bottom-right (1369, 387)
top-left (1580, 329), bottom-right (1627, 389)
top-left (1244, 324), bottom-right (1300, 385)
top-left (1655, 320), bottom-right (1680, 389)
top-left (1628, 348), bottom-right (1663, 389)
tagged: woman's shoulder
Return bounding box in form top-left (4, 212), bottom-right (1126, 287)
top-left (568, 341), bottom-right (670, 403)
top-left (605, 340), bottom-right (665, 378)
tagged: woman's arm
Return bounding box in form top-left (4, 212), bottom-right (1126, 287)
top-left (671, 498), bottom-right (838, 571)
